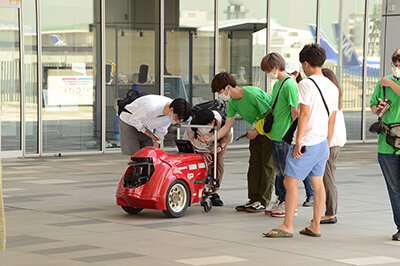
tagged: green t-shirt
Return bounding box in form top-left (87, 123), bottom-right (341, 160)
top-left (227, 86), bottom-right (272, 125)
top-left (270, 76), bottom-right (299, 141)
top-left (370, 75), bottom-right (400, 154)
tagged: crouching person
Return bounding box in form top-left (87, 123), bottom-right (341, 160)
top-left (183, 108), bottom-right (233, 206)
top-left (119, 95), bottom-right (191, 161)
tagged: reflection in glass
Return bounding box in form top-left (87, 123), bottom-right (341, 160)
top-left (218, 0), bottom-right (268, 143)
top-left (0, 8), bottom-right (21, 151)
top-left (24, 0), bottom-right (38, 153)
top-left (366, 0), bottom-right (382, 140)
top-left (219, 0), bottom-right (267, 90)
top-left (321, 0), bottom-right (367, 140)
top-left (105, 0), bottom-right (160, 149)
top-left (164, 0), bottom-right (215, 146)
top-left (41, 0), bottom-right (101, 152)
top-left (270, 0), bottom-right (316, 92)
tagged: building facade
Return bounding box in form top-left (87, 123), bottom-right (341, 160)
top-left (0, 0), bottom-right (388, 157)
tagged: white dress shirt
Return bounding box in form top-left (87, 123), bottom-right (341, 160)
top-left (119, 95), bottom-right (173, 140)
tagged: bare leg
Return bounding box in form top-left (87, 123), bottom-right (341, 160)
top-left (265, 175), bottom-right (298, 235)
top-left (303, 176), bottom-right (325, 234)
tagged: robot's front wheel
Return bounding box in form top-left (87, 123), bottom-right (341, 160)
top-left (202, 198), bottom-right (212, 212)
top-left (163, 180), bottom-right (189, 218)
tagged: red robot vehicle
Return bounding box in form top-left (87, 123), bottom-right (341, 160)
top-left (116, 125), bottom-right (219, 218)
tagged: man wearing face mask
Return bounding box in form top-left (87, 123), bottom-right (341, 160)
top-left (370, 48), bottom-right (400, 241)
top-left (183, 108), bottom-right (233, 206)
top-left (200, 72), bottom-right (274, 213)
top-left (119, 95), bottom-right (191, 161)
top-left (260, 53), bottom-right (299, 218)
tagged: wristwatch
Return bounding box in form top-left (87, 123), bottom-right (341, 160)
top-left (218, 144), bottom-right (224, 151)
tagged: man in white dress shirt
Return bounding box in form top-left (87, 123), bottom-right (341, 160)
top-left (119, 95), bottom-right (191, 160)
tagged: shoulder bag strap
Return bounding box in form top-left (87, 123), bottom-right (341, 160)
top-left (383, 86), bottom-right (387, 100)
top-left (309, 77), bottom-right (330, 117)
top-left (271, 76), bottom-right (290, 110)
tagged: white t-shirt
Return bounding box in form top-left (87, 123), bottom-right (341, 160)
top-left (331, 110), bottom-right (347, 147)
top-left (293, 75), bottom-right (339, 146)
top-left (119, 95), bottom-right (172, 140)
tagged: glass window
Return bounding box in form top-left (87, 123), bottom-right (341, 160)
top-left (218, 0), bottom-right (268, 144)
top-left (366, 0), bottom-right (382, 140)
top-left (321, 0), bottom-right (366, 141)
top-left (164, 0), bottom-right (215, 147)
top-left (105, 0), bottom-right (160, 149)
top-left (218, 0), bottom-right (267, 90)
top-left (0, 8), bottom-right (21, 152)
top-left (24, 0), bottom-right (38, 154)
top-left (270, 0), bottom-right (316, 91)
top-left (41, 0), bottom-right (101, 153)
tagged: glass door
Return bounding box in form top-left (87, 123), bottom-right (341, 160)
top-left (0, 4), bottom-right (22, 157)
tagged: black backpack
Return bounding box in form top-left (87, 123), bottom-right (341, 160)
top-left (191, 99), bottom-right (227, 135)
top-left (117, 89), bottom-right (148, 115)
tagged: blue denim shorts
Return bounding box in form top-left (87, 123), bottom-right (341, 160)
top-left (284, 139), bottom-right (329, 180)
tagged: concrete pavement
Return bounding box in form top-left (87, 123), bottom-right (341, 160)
top-left (0, 144), bottom-right (399, 266)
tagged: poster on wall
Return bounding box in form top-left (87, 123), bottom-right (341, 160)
top-left (0, 0), bottom-right (20, 8)
top-left (47, 76), bottom-right (93, 106)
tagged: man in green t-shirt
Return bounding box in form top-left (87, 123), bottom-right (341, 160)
top-left (370, 48), bottom-right (400, 241)
top-left (199, 72), bottom-right (274, 212)
top-left (260, 53), bottom-right (299, 218)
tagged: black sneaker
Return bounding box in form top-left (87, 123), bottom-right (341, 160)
top-left (302, 195), bottom-right (314, 207)
top-left (245, 201), bottom-right (266, 213)
top-left (210, 193), bottom-right (224, 206)
top-left (392, 230), bottom-right (400, 241)
top-left (235, 201), bottom-right (253, 211)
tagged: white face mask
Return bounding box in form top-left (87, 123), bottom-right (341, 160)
top-left (198, 127), bottom-right (211, 135)
top-left (267, 70), bottom-right (278, 79)
top-left (219, 89), bottom-right (230, 101)
top-left (168, 111), bottom-right (177, 124)
top-left (392, 66), bottom-right (400, 78)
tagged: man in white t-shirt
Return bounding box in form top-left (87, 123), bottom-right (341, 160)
top-left (264, 43), bottom-right (338, 238)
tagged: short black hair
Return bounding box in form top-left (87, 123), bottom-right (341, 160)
top-left (392, 48), bottom-right (400, 64)
top-left (211, 72), bottom-right (237, 93)
top-left (290, 71), bottom-right (303, 83)
top-left (170, 98), bottom-right (191, 121)
top-left (299, 43), bottom-right (326, 67)
top-left (191, 108), bottom-right (214, 125)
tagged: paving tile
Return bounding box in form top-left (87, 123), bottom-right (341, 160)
top-left (24, 179), bottom-right (79, 185)
top-left (79, 183), bottom-right (116, 189)
top-left (336, 256), bottom-right (400, 265)
top-left (30, 244), bottom-right (100, 255)
top-left (50, 208), bottom-right (105, 214)
top-left (48, 220), bottom-right (109, 227)
top-left (175, 255), bottom-right (248, 265)
top-left (6, 235), bottom-right (61, 248)
top-left (136, 221), bottom-right (196, 228)
top-left (71, 252), bottom-right (143, 263)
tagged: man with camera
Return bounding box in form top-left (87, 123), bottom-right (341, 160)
top-left (370, 48), bottom-right (400, 241)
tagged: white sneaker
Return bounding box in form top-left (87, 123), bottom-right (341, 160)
top-left (265, 199), bottom-right (279, 215)
top-left (271, 202), bottom-right (298, 218)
